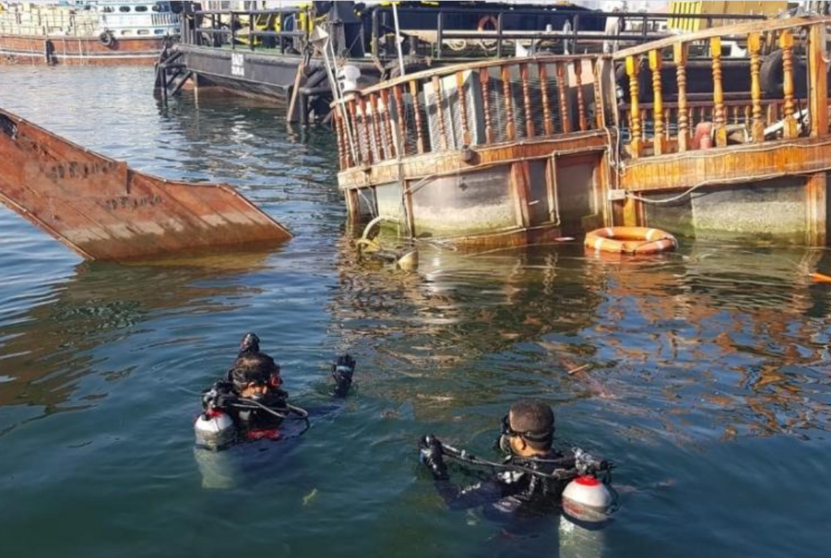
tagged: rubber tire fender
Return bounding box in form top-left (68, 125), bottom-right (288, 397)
top-left (760, 48), bottom-right (807, 98)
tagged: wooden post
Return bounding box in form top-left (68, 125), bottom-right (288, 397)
top-left (593, 59), bottom-right (606, 129)
top-left (626, 55), bottom-right (641, 157)
top-left (649, 49), bottom-right (665, 155)
top-left (521, 63), bottom-right (535, 138)
top-left (501, 64), bottom-right (516, 141)
top-left (511, 162), bottom-right (531, 228)
top-left (480, 69), bottom-right (495, 143)
top-left (780, 30), bottom-right (798, 139)
top-left (432, 75), bottom-right (449, 150)
top-left (672, 43), bottom-right (690, 153)
top-left (809, 24), bottom-right (828, 137)
top-left (556, 61), bottom-right (571, 133)
top-left (806, 172), bottom-right (827, 246)
top-left (711, 36), bottom-right (727, 147)
top-left (574, 59), bottom-right (588, 132)
top-left (748, 32), bottom-right (765, 142)
top-left (539, 62), bottom-right (554, 135)
top-left (392, 85), bottom-right (408, 156)
top-left (456, 71), bottom-right (471, 145)
top-left (409, 80), bottom-right (426, 154)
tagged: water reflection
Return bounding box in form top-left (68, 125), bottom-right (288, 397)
top-left (0, 251), bottom-right (274, 418)
top-left (332, 239), bottom-right (831, 442)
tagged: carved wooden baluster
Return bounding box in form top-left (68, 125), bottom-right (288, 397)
top-left (380, 89), bottom-right (395, 158)
top-left (432, 75), bottom-right (449, 149)
top-left (368, 93), bottom-right (383, 160)
top-left (574, 59), bottom-right (587, 132)
top-left (649, 49), bottom-right (664, 154)
top-left (711, 37), bottom-right (727, 147)
top-left (626, 55), bottom-right (641, 157)
top-left (349, 98), bottom-right (367, 164)
top-left (674, 42), bottom-right (689, 151)
top-left (780, 30), bottom-right (798, 138)
top-left (392, 84), bottom-right (408, 156)
top-left (747, 32), bottom-right (764, 142)
top-left (665, 108), bottom-right (671, 141)
top-left (501, 64), bottom-right (516, 140)
top-left (333, 109), bottom-right (345, 168)
top-left (456, 71), bottom-right (471, 145)
top-left (556, 61), bottom-right (571, 133)
top-left (409, 80), bottom-right (426, 154)
top-left (520, 63), bottom-right (535, 137)
top-left (479, 69), bottom-right (495, 143)
top-left (538, 62), bottom-right (553, 135)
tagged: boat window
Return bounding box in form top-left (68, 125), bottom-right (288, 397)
top-left (135, 5), bottom-right (148, 12)
top-left (137, 29), bottom-right (150, 35)
top-left (152, 2), bottom-right (169, 12)
top-left (119, 6), bottom-right (131, 12)
top-left (102, 6), bottom-right (114, 12)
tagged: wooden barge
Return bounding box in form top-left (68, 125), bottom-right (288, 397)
top-left (0, 1), bottom-right (180, 66)
top-left (333, 16), bottom-right (831, 248)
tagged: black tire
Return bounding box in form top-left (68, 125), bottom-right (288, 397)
top-left (99, 30), bottom-right (115, 47)
top-left (760, 49), bottom-right (807, 98)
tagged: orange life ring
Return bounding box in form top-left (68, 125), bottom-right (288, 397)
top-left (478, 15), bottom-right (498, 33)
top-left (584, 227), bottom-right (677, 255)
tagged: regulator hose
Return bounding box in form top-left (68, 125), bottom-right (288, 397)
top-left (439, 441), bottom-right (612, 482)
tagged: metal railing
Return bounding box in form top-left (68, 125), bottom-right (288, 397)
top-left (369, 6), bottom-right (767, 61)
top-left (179, 9), bottom-right (308, 54)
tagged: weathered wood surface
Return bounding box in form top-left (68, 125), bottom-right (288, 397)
top-left (620, 136), bottom-right (831, 192)
top-left (338, 131), bottom-right (608, 189)
top-left (0, 108), bottom-right (291, 260)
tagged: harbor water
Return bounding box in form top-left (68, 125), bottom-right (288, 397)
top-left (1, 66), bottom-right (830, 558)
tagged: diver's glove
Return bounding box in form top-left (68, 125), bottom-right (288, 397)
top-left (418, 435), bottom-right (449, 480)
top-left (332, 354), bottom-right (356, 398)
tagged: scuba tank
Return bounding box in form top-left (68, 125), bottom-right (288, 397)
top-left (562, 475), bottom-right (614, 524)
top-left (194, 409), bottom-right (236, 450)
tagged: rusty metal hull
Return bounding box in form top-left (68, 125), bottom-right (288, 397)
top-left (0, 108), bottom-right (291, 261)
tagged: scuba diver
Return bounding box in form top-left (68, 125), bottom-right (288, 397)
top-left (195, 332), bottom-right (356, 450)
top-left (418, 399), bottom-right (615, 527)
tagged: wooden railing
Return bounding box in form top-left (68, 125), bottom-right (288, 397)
top-left (333, 54), bottom-right (610, 170)
top-left (613, 16), bottom-right (831, 158)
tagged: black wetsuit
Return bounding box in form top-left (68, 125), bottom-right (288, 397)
top-left (432, 451), bottom-right (574, 521)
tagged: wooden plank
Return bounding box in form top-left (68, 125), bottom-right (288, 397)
top-left (620, 136), bottom-right (831, 191)
top-left (338, 130), bottom-right (609, 189)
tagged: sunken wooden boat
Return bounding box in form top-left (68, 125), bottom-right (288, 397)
top-left (0, 108), bottom-right (291, 261)
top-left (333, 15), bottom-right (831, 248)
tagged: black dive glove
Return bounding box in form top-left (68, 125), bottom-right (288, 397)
top-left (332, 354), bottom-right (356, 398)
top-left (418, 435), bottom-right (449, 480)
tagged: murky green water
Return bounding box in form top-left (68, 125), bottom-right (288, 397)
top-left (1, 66), bottom-right (830, 558)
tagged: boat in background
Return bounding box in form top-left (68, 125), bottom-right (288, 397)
top-left (0, 1), bottom-right (179, 65)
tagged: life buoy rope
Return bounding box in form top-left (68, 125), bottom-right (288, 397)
top-left (585, 226), bottom-right (677, 255)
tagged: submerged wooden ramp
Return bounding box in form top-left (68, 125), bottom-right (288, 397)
top-left (0, 108), bottom-right (291, 260)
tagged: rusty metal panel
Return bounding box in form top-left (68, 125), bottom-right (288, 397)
top-left (0, 108), bottom-right (291, 261)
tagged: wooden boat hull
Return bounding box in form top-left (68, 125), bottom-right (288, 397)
top-left (0, 108), bottom-right (291, 261)
top-left (0, 34), bottom-right (167, 66)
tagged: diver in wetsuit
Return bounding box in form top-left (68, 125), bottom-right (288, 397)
top-left (196, 333), bottom-right (356, 448)
top-left (418, 400), bottom-right (612, 522)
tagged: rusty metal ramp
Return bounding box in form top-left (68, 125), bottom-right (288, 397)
top-left (0, 108), bottom-right (291, 261)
